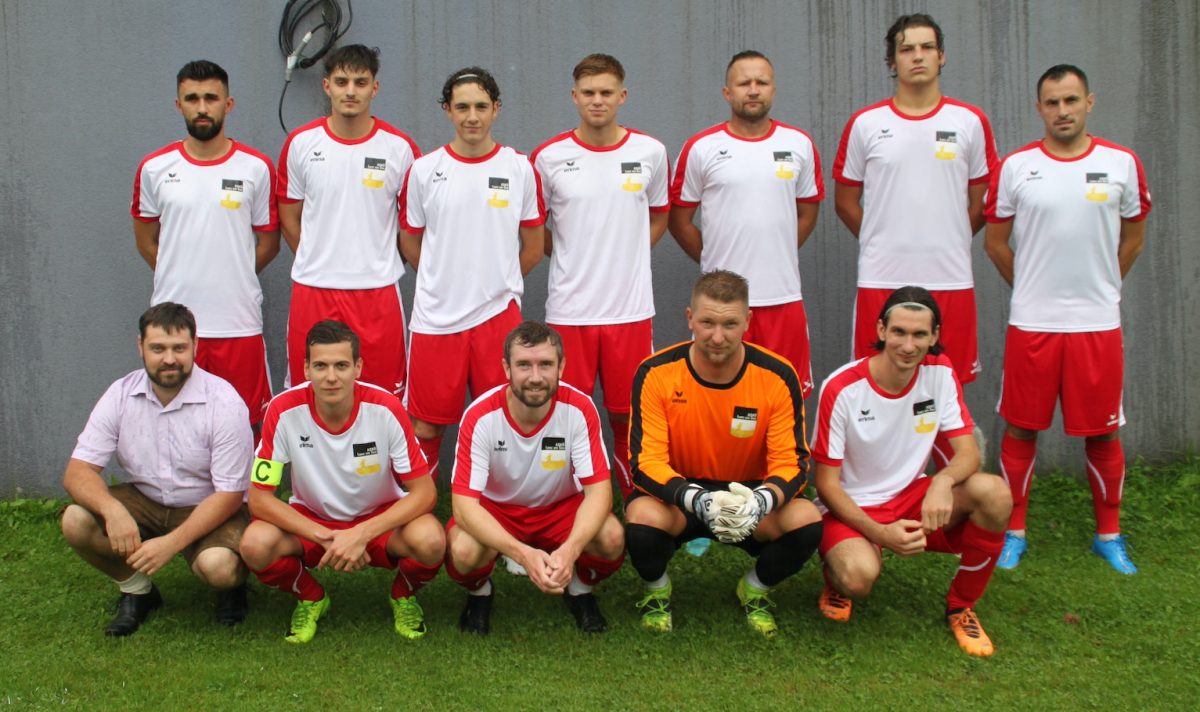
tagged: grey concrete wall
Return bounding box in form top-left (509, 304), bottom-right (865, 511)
top-left (2, 1), bottom-right (1196, 495)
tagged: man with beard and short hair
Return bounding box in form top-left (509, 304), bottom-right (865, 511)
top-left (669, 50), bottom-right (824, 399)
top-left (445, 322), bottom-right (624, 636)
top-left (132, 60), bottom-right (279, 431)
top-left (61, 303), bottom-right (254, 636)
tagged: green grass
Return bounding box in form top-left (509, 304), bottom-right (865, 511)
top-left (2, 458), bottom-right (1198, 710)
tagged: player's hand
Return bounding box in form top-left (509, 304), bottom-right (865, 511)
top-left (104, 508), bottom-right (142, 558)
top-left (876, 519), bottom-right (927, 556)
top-left (318, 528), bottom-right (371, 572)
top-left (126, 535), bottom-right (180, 576)
top-left (920, 474), bottom-right (955, 533)
top-left (711, 483), bottom-right (772, 543)
top-left (520, 547), bottom-right (563, 595)
top-left (683, 486), bottom-right (724, 535)
top-left (546, 544), bottom-right (581, 590)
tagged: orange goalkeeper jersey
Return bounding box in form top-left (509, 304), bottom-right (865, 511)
top-left (629, 341), bottom-right (810, 506)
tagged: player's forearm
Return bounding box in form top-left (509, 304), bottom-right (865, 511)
top-left (254, 230), bottom-right (282, 273)
top-left (399, 230), bottom-right (422, 270)
top-left (833, 184), bottom-right (863, 237)
top-left (562, 484), bottom-right (612, 553)
top-left (648, 210), bottom-right (669, 247)
top-left (937, 434), bottom-right (980, 486)
top-left (132, 219), bottom-right (160, 269)
top-left (278, 202), bottom-right (303, 254)
top-left (160, 491), bottom-right (243, 550)
top-left (1118, 219), bottom-right (1146, 278)
top-left (795, 202), bottom-right (820, 249)
top-left (453, 495), bottom-right (527, 561)
top-left (967, 183), bottom-right (987, 235)
top-left (667, 209), bottom-right (703, 262)
top-left (354, 477), bottom-right (436, 541)
top-left (543, 226), bottom-right (554, 256)
top-left (63, 459), bottom-right (127, 520)
top-left (518, 225), bottom-right (545, 275)
top-left (248, 487), bottom-right (314, 539)
top-left (983, 222), bottom-right (1016, 286)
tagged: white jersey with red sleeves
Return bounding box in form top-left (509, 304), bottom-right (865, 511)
top-left (985, 137), bottom-right (1152, 332)
top-left (452, 382), bottom-right (610, 508)
top-left (132, 141), bottom-right (276, 337)
top-left (532, 129), bottom-right (669, 324)
top-left (671, 121), bottom-right (824, 306)
top-left (401, 144), bottom-right (546, 334)
top-left (811, 354), bottom-right (974, 508)
top-left (254, 381), bottom-right (428, 522)
top-left (278, 117), bottom-right (419, 289)
top-left (833, 98), bottom-right (998, 289)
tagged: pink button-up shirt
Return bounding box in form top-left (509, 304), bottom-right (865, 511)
top-left (71, 366), bottom-right (252, 507)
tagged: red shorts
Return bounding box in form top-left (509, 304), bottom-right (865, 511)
top-left (999, 326), bottom-right (1124, 436)
top-left (854, 287), bottom-right (979, 385)
top-left (287, 282), bottom-right (407, 396)
top-left (195, 334), bottom-right (272, 426)
top-left (819, 477), bottom-right (963, 556)
top-left (406, 301), bottom-right (521, 425)
top-left (449, 494), bottom-right (583, 551)
top-left (290, 502), bottom-right (399, 569)
top-left (549, 319), bottom-right (653, 414)
top-left (745, 299), bottom-right (813, 398)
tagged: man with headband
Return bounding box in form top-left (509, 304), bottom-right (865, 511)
top-left (400, 66), bottom-right (545, 483)
top-left (811, 286), bottom-right (1012, 657)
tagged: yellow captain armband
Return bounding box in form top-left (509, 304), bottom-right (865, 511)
top-left (251, 458), bottom-right (285, 488)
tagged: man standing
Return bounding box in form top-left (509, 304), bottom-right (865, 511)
top-left (833, 14), bottom-right (997, 466)
top-left (531, 54), bottom-right (670, 497)
top-left (240, 321), bottom-right (444, 644)
top-left (445, 322), bottom-right (625, 635)
top-left (984, 65), bottom-right (1151, 574)
top-left (670, 51), bottom-right (823, 398)
top-left (401, 67), bottom-right (545, 479)
top-left (61, 303), bottom-right (253, 636)
top-left (812, 287), bottom-right (1011, 657)
top-left (133, 60), bottom-right (279, 429)
top-left (278, 45), bottom-right (419, 396)
top-left (625, 270), bottom-right (823, 638)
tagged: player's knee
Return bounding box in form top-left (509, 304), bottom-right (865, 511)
top-left (412, 419), bottom-right (444, 441)
top-left (448, 529), bottom-right (488, 570)
top-left (192, 547), bottom-right (244, 590)
top-left (408, 519), bottom-right (447, 566)
top-left (60, 504), bottom-right (99, 546)
top-left (831, 559), bottom-right (879, 599)
top-left (592, 516), bottom-right (625, 560)
top-left (1006, 424), bottom-right (1038, 441)
top-left (625, 522), bottom-right (675, 580)
top-left (238, 523), bottom-right (281, 570)
top-left (969, 473), bottom-right (1014, 523)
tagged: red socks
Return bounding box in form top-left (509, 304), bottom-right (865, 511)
top-left (1085, 438), bottom-right (1125, 534)
top-left (1000, 433), bottom-right (1037, 530)
top-left (391, 558), bottom-right (441, 599)
top-left (576, 552), bottom-right (625, 587)
top-left (418, 434), bottom-right (444, 479)
top-left (252, 557), bottom-right (324, 601)
top-left (946, 521), bottom-right (1004, 611)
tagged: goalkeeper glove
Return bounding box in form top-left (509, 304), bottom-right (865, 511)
top-left (712, 483), bottom-right (779, 542)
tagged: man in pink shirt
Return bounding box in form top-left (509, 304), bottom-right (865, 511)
top-left (60, 303), bottom-right (254, 636)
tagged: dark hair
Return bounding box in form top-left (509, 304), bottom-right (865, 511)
top-left (885, 14), bottom-right (944, 74)
top-left (306, 320), bottom-right (360, 361)
top-left (872, 286), bottom-right (943, 354)
top-left (176, 60), bottom-right (229, 92)
top-left (726, 50), bottom-right (771, 78)
top-left (324, 44), bottom-right (380, 77)
top-left (503, 321), bottom-right (563, 364)
top-left (139, 302), bottom-right (196, 339)
top-left (439, 66), bottom-right (501, 106)
top-left (1037, 64), bottom-right (1089, 98)
top-left (574, 53), bottom-right (625, 82)
top-left (691, 269), bottom-right (750, 307)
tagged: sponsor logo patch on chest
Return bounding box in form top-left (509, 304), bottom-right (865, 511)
top-left (540, 436), bottom-right (567, 470)
top-left (912, 399), bottom-right (937, 433)
top-left (730, 406), bottom-right (758, 438)
top-left (353, 441), bottom-right (381, 475)
top-left (487, 177), bottom-right (510, 208)
top-left (934, 131), bottom-right (958, 160)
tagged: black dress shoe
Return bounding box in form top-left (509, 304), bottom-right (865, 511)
top-left (104, 585), bottom-right (163, 637)
top-left (215, 584), bottom-right (248, 626)
top-left (564, 592), bottom-right (608, 633)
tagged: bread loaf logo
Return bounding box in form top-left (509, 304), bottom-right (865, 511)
top-left (730, 406), bottom-right (758, 438)
top-left (362, 157), bottom-right (386, 189)
top-left (487, 177), bottom-right (510, 208)
top-left (621, 162), bottom-right (645, 192)
top-left (1085, 172), bottom-right (1109, 202)
top-left (934, 131), bottom-right (957, 160)
top-left (353, 441), bottom-right (381, 475)
top-left (220, 179), bottom-right (244, 209)
top-left (912, 399), bottom-right (937, 434)
top-left (540, 437), bottom-right (567, 470)
top-left (773, 151), bottom-right (796, 179)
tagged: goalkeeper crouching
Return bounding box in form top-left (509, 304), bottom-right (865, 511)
top-left (624, 270), bottom-right (822, 638)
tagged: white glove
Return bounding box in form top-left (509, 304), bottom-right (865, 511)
top-left (711, 483), bottom-right (775, 543)
top-left (683, 486), bottom-right (744, 536)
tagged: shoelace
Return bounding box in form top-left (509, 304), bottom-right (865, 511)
top-left (952, 610), bottom-right (983, 638)
top-left (636, 592), bottom-right (670, 613)
top-left (290, 602), bottom-right (316, 630)
top-left (825, 588), bottom-right (852, 610)
top-left (395, 600), bottom-right (422, 627)
top-left (743, 595), bottom-right (775, 617)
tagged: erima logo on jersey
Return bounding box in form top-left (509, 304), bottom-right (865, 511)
top-left (857, 408), bottom-right (875, 423)
top-left (716, 149), bottom-right (732, 162)
top-left (1086, 172), bottom-right (1109, 202)
top-left (563, 160), bottom-right (581, 173)
top-left (164, 172), bottom-right (182, 184)
top-left (432, 169), bottom-right (448, 183)
top-left (299, 435), bottom-right (314, 449)
top-left (671, 390), bottom-right (687, 404)
top-left (730, 406), bottom-right (758, 439)
top-left (540, 436), bottom-right (567, 470)
top-left (494, 440), bottom-right (508, 452)
top-left (934, 131), bottom-right (958, 160)
top-left (1026, 169), bottom-right (1044, 182)
top-left (310, 151), bottom-right (325, 162)
top-left (487, 177), bottom-right (510, 208)
top-left (353, 441), bottom-right (381, 476)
